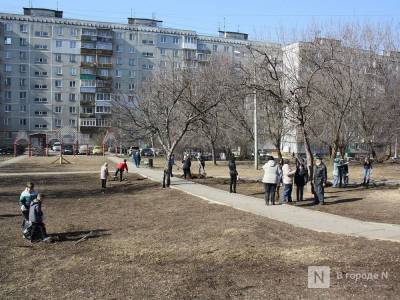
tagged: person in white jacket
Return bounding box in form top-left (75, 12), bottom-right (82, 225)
top-left (262, 156), bottom-right (279, 205)
top-left (100, 162), bottom-right (109, 192)
top-left (281, 160), bottom-right (296, 203)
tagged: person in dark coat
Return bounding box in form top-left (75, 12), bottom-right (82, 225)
top-left (312, 155), bottom-right (327, 205)
top-left (228, 155), bottom-right (238, 193)
top-left (19, 182), bottom-right (37, 238)
top-left (29, 193), bottom-right (50, 242)
top-left (163, 154), bottom-right (177, 188)
top-left (136, 151), bottom-right (141, 168)
top-left (363, 157), bottom-right (373, 187)
top-left (182, 155), bottom-right (192, 179)
top-left (275, 158), bottom-right (284, 202)
top-left (294, 162), bottom-right (308, 202)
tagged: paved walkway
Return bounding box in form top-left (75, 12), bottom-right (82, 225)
top-left (0, 155), bottom-right (27, 167)
top-left (0, 171), bottom-right (98, 177)
top-left (110, 156), bottom-right (400, 243)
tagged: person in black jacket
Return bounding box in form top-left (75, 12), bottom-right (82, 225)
top-left (228, 155), bottom-right (238, 193)
top-left (29, 193), bottom-right (50, 242)
top-left (312, 156), bottom-right (327, 205)
top-left (182, 155), bottom-right (192, 179)
top-left (294, 162), bottom-right (308, 202)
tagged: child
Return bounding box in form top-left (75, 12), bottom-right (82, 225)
top-left (29, 193), bottom-right (50, 242)
top-left (100, 162), bottom-right (109, 192)
top-left (19, 182), bottom-right (37, 238)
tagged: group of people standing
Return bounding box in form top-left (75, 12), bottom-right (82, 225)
top-left (261, 156), bottom-right (326, 205)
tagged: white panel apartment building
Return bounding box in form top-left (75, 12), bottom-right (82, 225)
top-left (0, 7), bottom-right (257, 147)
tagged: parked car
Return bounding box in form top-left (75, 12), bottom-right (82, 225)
top-left (79, 145), bottom-right (92, 155)
top-left (128, 146), bottom-right (140, 156)
top-left (141, 148), bottom-right (154, 157)
top-left (92, 145), bottom-right (103, 155)
top-left (52, 142), bottom-right (61, 152)
top-left (0, 147), bottom-right (14, 155)
top-left (63, 144), bottom-right (74, 155)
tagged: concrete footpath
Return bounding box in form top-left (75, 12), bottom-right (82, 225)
top-left (110, 156), bottom-right (400, 243)
top-left (0, 155), bottom-right (27, 167)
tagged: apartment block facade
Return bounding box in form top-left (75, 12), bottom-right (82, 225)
top-left (0, 7), bottom-right (254, 147)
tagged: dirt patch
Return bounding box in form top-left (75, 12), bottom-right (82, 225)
top-left (1, 168), bottom-right (400, 299)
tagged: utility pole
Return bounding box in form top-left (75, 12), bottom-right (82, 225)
top-left (253, 63), bottom-right (258, 170)
top-left (395, 136), bottom-right (398, 159)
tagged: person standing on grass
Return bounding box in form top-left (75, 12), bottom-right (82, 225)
top-left (114, 159), bottom-right (128, 182)
top-left (281, 160), bottom-right (296, 203)
top-left (100, 162), bottom-right (109, 192)
top-left (29, 193), bottom-right (50, 242)
top-left (313, 155), bottom-right (327, 205)
top-left (342, 160), bottom-right (349, 187)
top-left (332, 158), bottom-right (340, 187)
top-left (228, 155), bottom-right (238, 193)
top-left (294, 161), bottom-right (308, 202)
top-left (275, 158), bottom-right (284, 202)
top-left (182, 155), bottom-right (192, 179)
top-left (197, 153), bottom-right (206, 177)
top-left (363, 157), bottom-right (373, 187)
top-left (262, 156), bottom-right (279, 205)
top-left (19, 182), bottom-right (38, 238)
top-left (132, 150), bottom-right (136, 166)
top-left (136, 150), bottom-right (141, 168)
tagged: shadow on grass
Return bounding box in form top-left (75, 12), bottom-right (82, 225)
top-left (324, 197), bottom-right (363, 205)
top-left (49, 229), bottom-right (111, 242)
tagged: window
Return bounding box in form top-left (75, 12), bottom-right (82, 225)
top-left (69, 119), bottom-right (76, 126)
top-left (129, 83), bottom-right (135, 90)
top-left (55, 27), bottom-right (63, 35)
top-left (35, 71), bottom-right (48, 77)
top-left (173, 36), bottom-right (179, 44)
top-left (69, 81), bottom-right (76, 88)
top-left (35, 124), bottom-right (48, 129)
top-left (5, 105), bottom-right (12, 112)
top-left (70, 67), bottom-right (77, 76)
top-left (160, 60), bottom-right (166, 68)
top-left (160, 48), bottom-right (166, 56)
top-left (173, 50), bottom-right (179, 57)
top-left (20, 105), bottom-right (26, 112)
top-left (34, 44), bottom-right (48, 50)
top-left (143, 52), bottom-right (154, 57)
top-left (20, 92), bottom-right (27, 99)
top-left (20, 38), bottom-right (28, 46)
top-left (55, 54), bottom-right (62, 63)
top-left (69, 93), bottom-right (76, 101)
top-left (213, 44), bottom-right (218, 52)
top-left (20, 119), bottom-right (27, 126)
top-left (56, 40), bottom-right (62, 48)
top-left (55, 93), bottom-right (62, 101)
top-left (70, 41), bottom-right (76, 48)
top-left (5, 78), bottom-right (11, 86)
top-left (224, 46), bottom-right (229, 52)
top-left (35, 31), bottom-right (49, 37)
top-left (20, 24), bottom-right (28, 33)
top-left (129, 70), bottom-right (136, 78)
top-left (128, 47), bottom-right (135, 53)
top-left (34, 111), bottom-right (48, 116)
top-left (129, 33), bottom-right (136, 41)
top-left (56, 66), bottom-right (63, 75)
top-left (4, 37), bottom-right (12, 45)
top-left (20, 51), bottom-right (27, 60)
top-left (115, 82), bottom-right (121, 89)
top-left (160, 36), bottom-right (167, 43)
top-left (5, 23), bottom-right (12, 32)
top-left (35, 97), bottom-right (48, 103)
top-left (96, 93), bottom-right (111, 101)
top-left (142, 39), bottom-right (154, 45)
top-left (55, 106), bottom-right (62, 113)
top-left (35, 57), bottom-right (48, 64)
top-left (5, 51), bottom-right (11, 59)
top-left (19, 65), bottom-right (26, 73)
top-left (83, 55), bottom-right (95, 63)
top-left (96, 106), bottom-right (111, 113)
top-left (115, 70), bottom-right (122, 77)
top-left (69, 54), bottom-right (76, 63)
top-left (69, 107), bottom-right (76, 114)
top-left (129, 58), bottom-right (135, 66)
top-left (81, 80), bottom-right (95, 87)
top-left (115, 44), bottom-right (122, 52)
top-left (70, 28), bottom-right (79, 36)
top-left (5, 91), bottom-right (12, 100)
top-left (142, 64), bottom-right (154, 70)
top-left (55, 119), bottom-right (62, 127)
top-left (20, 79), bottom-right (26, 87)
top-left (35, 83), bottom-right (48, 89)
top-left (115, 32), bottom-right (123, 39)
top-left (116, 57), bottom-right (122, 65)
top-left (55, 80), bottom-right (62, 88)
top-left (5, 64), bottom-right (12, 72)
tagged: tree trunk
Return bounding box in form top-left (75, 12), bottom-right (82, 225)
top-left (302, 126), bottom-right (314, 192)
top-left (162, 152), bottom-right (172, 188)
top-left (276, 147), bottom-right (283, 160)
top-left (368, 141), bottom-right (377, 159)
top-left (210, 140), bottom-right (217, 165)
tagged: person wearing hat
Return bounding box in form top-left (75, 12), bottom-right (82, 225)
top-left (228, 155), bottom-right (238, 193)
top-left (332, 158), bottom-right (340, 187)
top-left (312, 155), bottom-right (327, 205)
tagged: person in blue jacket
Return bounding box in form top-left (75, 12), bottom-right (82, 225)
top-left (19, 182), bottom-right (37, 238)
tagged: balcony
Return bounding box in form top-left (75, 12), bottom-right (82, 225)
top-left (80, 113), bottom-right (95, 118)
top-left (81, 48), bottom-right (97, 55)
top-left (80, 62), bottom-right (97, 68)
top-left (96, 118), bottom-right (111, 127)
top-left (81, 35), bottom-right (97, 42)
top-left (96, 49), bottom-right (113, 56)
top-left (182, 42), bottom-right (197, 50)
top-left (97, 63), bottom-right (112, 68)
top-left (79, 118), bottom-right (97, 127)
top-left (80, 87), bottom-right (96, 93)
top-left (80, 98), bottom-right (95, 106)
